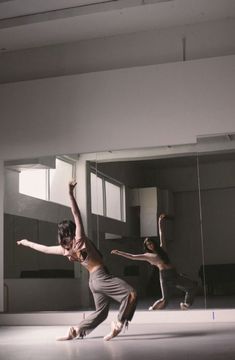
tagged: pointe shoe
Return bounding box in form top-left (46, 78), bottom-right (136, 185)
top-left (149, 300), bottom-right (166, 310)
top-left (180, 302), bottom-right (190, 310)
top-left (57, 326), bottom-right (79, 341)
top-left (103, 321), bottom-right (123, 341)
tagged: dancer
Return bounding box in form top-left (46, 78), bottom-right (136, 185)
top-left (111, 214), bottom-right (197, 310)
top-left (17, 181), bottom-right (137, 341)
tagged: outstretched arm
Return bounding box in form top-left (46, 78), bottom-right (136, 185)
top-left (158, 213), bottom-right (167, 251)
top-left (17, 239), bottom-right (65, 255)
top-left (69, 181), bottom-right (85, 239)
top-left (111, 249), bottom-right (148, 261)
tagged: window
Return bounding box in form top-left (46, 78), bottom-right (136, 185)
top-left (19, 169), bottom-right (47, 200)
top-left (49, 158), bottom-right (74, 206)
top-left (90, 173), bottom-right (104, 216)
top-left (19, 157), bottom-right (75, 206)
top-left (105, 181), bottom-right (122, 220)
top-left (90, 170), bottom-right (126, 221)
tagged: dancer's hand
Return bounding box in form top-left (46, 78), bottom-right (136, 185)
top-left (17, 239), bottom-right (29, 246)
top-left (159, 213), bottom-right (167, 221)
top-left (111, 249), bottom-right (119, 255)
top-left (69, 180), bottom-right (77, 194)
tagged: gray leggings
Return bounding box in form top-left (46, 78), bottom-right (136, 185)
top-left (77, 267), bottom-right (137, 336)
top-left (160, 268), bottom-right (197, 305)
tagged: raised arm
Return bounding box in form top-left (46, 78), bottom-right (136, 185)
top-left (158, 213), bottom-right (167, 251)
top-left (17, 239), bottom-right (65, 255)
top-left (69, 181), bottom-right (85, 239)
top-left (111, 249), bottom-right (149, 261)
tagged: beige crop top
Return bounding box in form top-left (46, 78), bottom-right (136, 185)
top-left (64, 236), bottom-right (103, 269)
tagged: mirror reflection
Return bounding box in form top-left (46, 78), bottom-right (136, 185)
top-left (4, 155), bottom-right (80, 312)
top-left (4, 148), bottom-right (204, 313)
top-left (93, 152), bottom-right (202, 312)
top-left (198, 149), bottom-right (235, 309)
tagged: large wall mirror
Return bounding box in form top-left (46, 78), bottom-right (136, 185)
top-left (8, 137), bottom-right (235, 313)
top-left (92, 150), bottom-right (203, 310)
top-left (197, 135), bottom-right (235, 309)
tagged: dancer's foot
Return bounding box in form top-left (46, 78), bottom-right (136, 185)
top-left (182, 282), bottom-right (198, 310)
top-left (180, 302), bottom-right (190, 310)
top-left (57, 326), bottom-right (81, 341)
top-left (149, 299), bottom-right (166, 310)
top-left (103, 321), bottom-right (123, 341)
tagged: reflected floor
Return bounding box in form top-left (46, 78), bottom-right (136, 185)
top-left (1, 296), bottom-right (235, 328)
top-left (112, 295), bottom-right (235, 310)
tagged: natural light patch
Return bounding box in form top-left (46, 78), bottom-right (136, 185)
top-left (49, 158), bottom-right (73, 206)
top-left (105, 233), bottom-right (122, 239)
top-left (91, 172), bottom-right (104, 216)
top-left (105, 181), bottom-right (121, 220)
top-left (19, 169), bottom-right (47, 200)
top-left (19, 157), bottom-right (75, 206)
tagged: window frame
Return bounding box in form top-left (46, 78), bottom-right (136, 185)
top-left (90, 167), bottom-right (126, 222)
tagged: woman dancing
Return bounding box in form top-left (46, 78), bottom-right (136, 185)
top-left (111, 214), bottom-right (197, 310)
top-left (17, 181), bottom-right (137, 341)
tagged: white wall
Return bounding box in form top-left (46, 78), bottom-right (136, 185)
top-left (1, 55), bottom-right (235, 160)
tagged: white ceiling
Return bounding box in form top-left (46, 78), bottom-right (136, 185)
top-left (0, 0), bottom-right (234, 51)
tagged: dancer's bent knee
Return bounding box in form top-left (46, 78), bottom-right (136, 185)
top-left (119, 289), bottom-right (137, 323)
top-left (129, 290), bottom-right (137, 304)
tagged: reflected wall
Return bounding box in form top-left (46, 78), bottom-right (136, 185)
top-left (198, 150), bottom-right (235, 309)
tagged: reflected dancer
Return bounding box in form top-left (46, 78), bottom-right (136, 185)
top-left (111, 214), bottom-right (197, 310)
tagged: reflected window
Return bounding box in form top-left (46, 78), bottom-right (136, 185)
top-left (90, 171), bottom-right (125, 221)
top-left (91, 173), bottom-right (104, 216)
top-left (105, 181), bottom-right (122, 220)
top-left (19, 157), bottom-right (75, 206)
top-left (49, 158), bottom-right (74, 206)
top-left (19, 169), bottom-right (47, 200)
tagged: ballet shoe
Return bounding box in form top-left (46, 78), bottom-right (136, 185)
top-left (180, 302), bottom-right (190, 310)
top-left (149, 300), bottom-right (166, 310)
top-left (57, 326), bottom-right (85, 341)
top-left (103, 321), bottom-right (123, 341)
